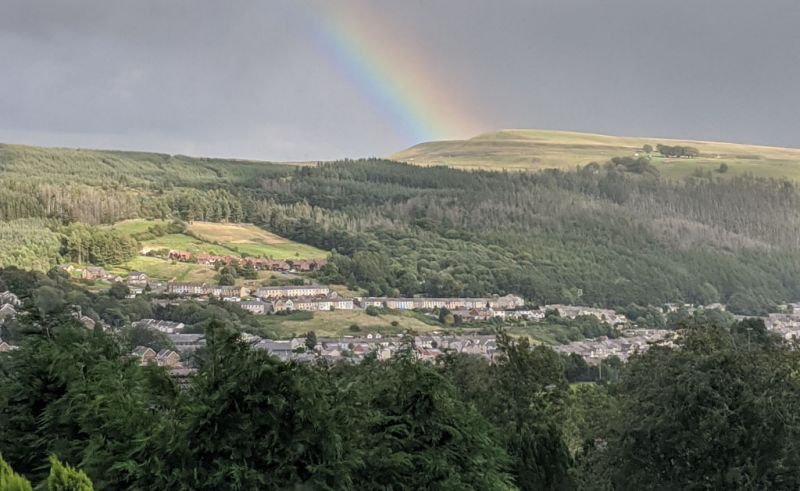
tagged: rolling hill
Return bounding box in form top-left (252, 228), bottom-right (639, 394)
top-left (390, 129), bottom-right (800, 179)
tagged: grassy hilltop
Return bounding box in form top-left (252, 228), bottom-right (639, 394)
top-left (391, 129), bottom-right (800, 180)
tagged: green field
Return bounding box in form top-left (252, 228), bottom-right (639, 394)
top-left (186, 221), bottom-right (326, 259)
top-left (390, 129), bottom-right (800, 180)
top-left (108, 256), bottom-right (218, 283)
top-left (110, 219), bottom-right (328, 259)
top-left (252, 309), bottom-right (449, 339)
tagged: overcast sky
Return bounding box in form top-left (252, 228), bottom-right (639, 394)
top-left (1, 0), bottom-right (798, 161)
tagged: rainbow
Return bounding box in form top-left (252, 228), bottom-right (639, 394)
top-left (302, 1), bottom-right (483, 144)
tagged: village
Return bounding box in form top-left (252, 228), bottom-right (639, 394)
top-left (8, 263), bottom-right (800, 374)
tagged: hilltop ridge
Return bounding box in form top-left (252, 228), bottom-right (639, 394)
top-left (390, 129), bottom-right (800, 179)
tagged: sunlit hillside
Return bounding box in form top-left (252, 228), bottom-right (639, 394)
top-left (391, 129), bottom-right (800, 180)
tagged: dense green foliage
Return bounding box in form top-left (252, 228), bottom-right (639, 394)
top-left (596, 320), bottom-right (800, 489)
top-left (0, 454), bottom-right (94, 490)
top-left (0, 219), bottom-right (63, 272)
top-left (0, 454), bottom-right (33, 491)
top-left (2, 284), bottom-right (795, 489)
top-left (2, 143), bottom-right (800, 310)
top-left (60, 224), bottom-right (138, 266)
top-left (656, 143), bottom-right (700, 158)
top-left (47, 456), bottom-right (94, 491)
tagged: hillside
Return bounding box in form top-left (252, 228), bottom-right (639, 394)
top-left (2, 141), bottom-right (800, 312)
top-left (110, 219), bottom-right (327, 259)
top-left (390, 129), bottom-right (800, 179)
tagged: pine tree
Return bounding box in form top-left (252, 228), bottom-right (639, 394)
top-left (46, 456), bottom-right (93, 491)
top-left (0, 454), bottom-right (33, 491)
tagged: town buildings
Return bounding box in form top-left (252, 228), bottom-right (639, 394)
top-left (356, 294), bottom-right (524, 312)
top-left (166, 283), bottom-right (246, 298)
top-left (132, 319), bottom-right (185, 334)
top-left (240, 300), bottom-right (271, 315)
top-left (254, 285), bottom-right (330, 299)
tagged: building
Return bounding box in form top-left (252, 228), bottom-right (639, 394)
top-left (331, 298), bottom-right (355, 310)
top-left (240, 300), bottom-right (271, 315)
top-left (208, 285), bottom-right (246, 299)
top-left (167, 283), bottom-right (207, 296)
top-left (489, 294), bottom-right (525, 310)
top-left (254, 285), bottom-right (330, 299)
top-left (357, 294), bottom-right (524, 312)
top-left (254, 340), bottom-right (295, 361)
top-left (0, 291), bottom-right (20, 306)
top-left (167, 333), bottom-right (206, 353)
top-left (156, 349), bottom-right (181, 368)
top-left (0, 304), bottom-right (16, 321)
top-left (165, 282), bottom-right (246, 299)
top-left (126, 271), bottom-right (149, 286)
top-left (79, 315), bottom-right (96, 330)
top-left (132, 346), bottom-right (157, 365)
top-left (272, 299), bottom-right (295, 312)
top-left (132, 319), bottom-right (185, 334)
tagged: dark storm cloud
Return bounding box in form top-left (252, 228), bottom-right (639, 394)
top-left (1, 0), bottom-right (798, 160)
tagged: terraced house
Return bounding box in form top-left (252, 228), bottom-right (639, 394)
top-left (254, 285), bottom-right (330, 299)
top-left (358, 294), bottom-right (524, 311)
top-left (166, 282), bottom-right (246, 298)
top-left (291, 297), bottom-right (355, 311)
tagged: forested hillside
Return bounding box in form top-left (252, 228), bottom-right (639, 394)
top-left (2, 143), bottom-right (800, 312)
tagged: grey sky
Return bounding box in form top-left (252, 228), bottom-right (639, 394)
top-left (1, 0), bottom-right (798, 161)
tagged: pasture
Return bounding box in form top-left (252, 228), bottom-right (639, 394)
top-left (390, 129), bottom-right (800, 180)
